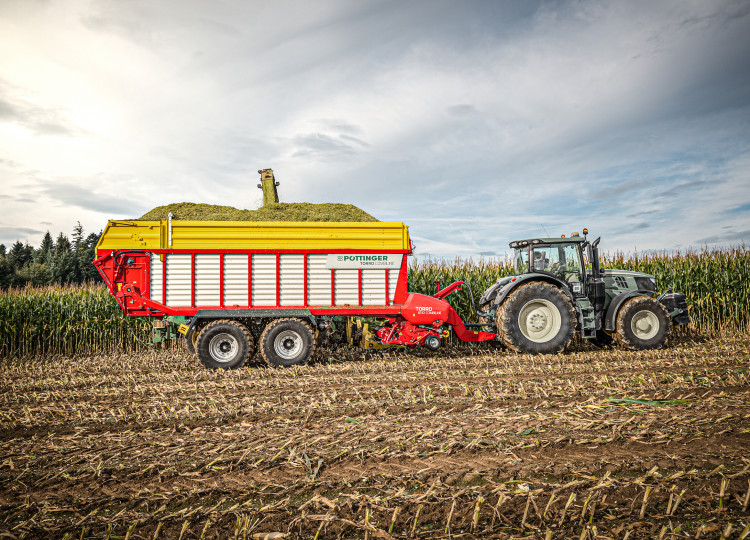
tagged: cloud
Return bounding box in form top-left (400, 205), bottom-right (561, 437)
top-left (447, 104), bottom-right (477, 117)
top-left (698, 228), bottom-right (750, 244)
top-left (339, 134), bottom-right (370, 148)
top-left (591, 178), bottom-right (654, 201)
top-left (41, 183), bottom-right (146, 216)
top-left (290, 133), bottom-right (367, 160)
top-left (0, 80), bottom-right (80, 136)
top-left (0, 226), bottom-right (43, 245)
top-left (0, 226), bottom-right (42, 236)
top-left (658, 179), bottom-right (716, 197)
top-left (728, 202), bottom-right (750, 214)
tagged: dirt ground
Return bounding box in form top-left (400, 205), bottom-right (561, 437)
top-left (1, 334), bottom-right (749, 539)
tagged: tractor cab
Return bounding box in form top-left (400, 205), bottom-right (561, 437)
top-left (509, 233), bottom-right (588, 295)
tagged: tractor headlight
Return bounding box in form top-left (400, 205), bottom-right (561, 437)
top-left (635, 276), bottom-right (656, 292)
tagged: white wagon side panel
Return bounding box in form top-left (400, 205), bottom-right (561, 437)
top-left (280, 254), bottom-right (304, 306)
top-left (307, 254), bottom-right (330, 306)
top-left (195, 254), bottom-right (221, 306)
top-left (224, 254), bottom-right (249, 307)
top-left (166, 254), bottom-right (191, 307)
top-left (252, 254), bottom-right (276, 306)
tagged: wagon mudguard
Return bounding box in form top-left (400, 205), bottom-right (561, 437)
top-left (185, 309), bottom-right (316, 335)
top-left (603, 291), bottom-right (654, 332)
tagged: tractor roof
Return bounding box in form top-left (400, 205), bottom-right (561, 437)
top-left (509, 236), bottom-right (587, 249)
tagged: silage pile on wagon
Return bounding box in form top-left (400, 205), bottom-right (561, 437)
top-left (138, 202), bottom-right (378, 222)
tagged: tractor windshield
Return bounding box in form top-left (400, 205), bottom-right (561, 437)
top-left (531, 244), bottom-right (584, 283)
top-left (513, 249), bottom-right (529, 274)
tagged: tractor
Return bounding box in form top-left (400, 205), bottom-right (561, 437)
top-left (477, 229), bottom-right (689, 354)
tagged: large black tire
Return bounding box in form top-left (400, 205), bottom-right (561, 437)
top-left (195, 320), bottom-right (255, 369)
top-left (259, 318), bottom-right (316, 367)
top-left (182, 327), bottom-right (199, 355)
top-left (614, 296), bottom-right (670, 350)
top-left (496, 282), bottom-right (576, 354)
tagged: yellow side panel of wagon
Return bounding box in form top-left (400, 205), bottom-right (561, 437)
top-left (96, 220), bottom-right (411, 251)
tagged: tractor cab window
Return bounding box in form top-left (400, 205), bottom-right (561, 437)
top-left (531, 246), bottom-right (561, 274)
top-left (513, 248), bottom-right (529, 274)
top-left (561, 244), bottom-right (584, 284)
top-left (531, 244), bottom-right (584, 284)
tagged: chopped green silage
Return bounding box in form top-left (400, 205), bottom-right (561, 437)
top-left (138, 202), bottom-right (378, 222)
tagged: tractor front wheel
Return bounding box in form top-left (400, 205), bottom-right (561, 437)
top-left (195, 320), bottom-right (255, 369)
top-left (614, 297), bottom-right (670, 350)
top-left (497, 282), bottom-right (575, 354)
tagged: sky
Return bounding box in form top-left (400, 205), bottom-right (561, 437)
top-left (1, 0), bottom-right (749, 259)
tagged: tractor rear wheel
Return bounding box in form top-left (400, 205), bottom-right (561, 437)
top-left (496, 282), bottom-right (575, 354)
top-left (259, 318), bottom-right (316, 367)
top-left (195, 319), bottom-right (255, 369)
top-left (614, 296), bottom-right (670, 350)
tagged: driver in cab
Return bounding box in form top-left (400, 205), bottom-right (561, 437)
top-left (534, 251), bottom-right (550, 272)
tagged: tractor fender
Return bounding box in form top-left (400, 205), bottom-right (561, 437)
top-left (603, 291), bottom-right (655, 332)
top-left (492, 274), bottom-right (576, 308)
top-left (478, 281), bottom-right (505, 306)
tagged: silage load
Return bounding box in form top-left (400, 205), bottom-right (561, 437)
top-left (139, 202), bottom-right (378, 222)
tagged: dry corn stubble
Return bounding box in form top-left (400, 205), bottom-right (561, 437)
top-left (0, 334), bottom-right (749, 538)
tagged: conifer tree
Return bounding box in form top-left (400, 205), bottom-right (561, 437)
top-left (78, 231), bottom-right (102, 283)
top-left (7, 241), bottom-right (33, 271)
top-left (37, 231), bottom-right (54, 264)
top-left (0, 256), bottom-right (12, 289)
top-left (52, 233), bottom-right (75, 284)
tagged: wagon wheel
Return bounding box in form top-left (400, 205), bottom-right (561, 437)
top-left (194, 319), bottom-right (255, 369)
top-left (182, 326), bottom-right (200, 355)
top-left (259, 318), bottom-right (316, 368)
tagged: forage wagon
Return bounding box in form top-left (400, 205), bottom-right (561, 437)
top-left (94, 211), bottom-right (689, 369)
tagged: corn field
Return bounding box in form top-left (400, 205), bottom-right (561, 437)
top-left (0, 284), bottom-right (150, 357)
top-left (0, 246), bottom-right (747, 358)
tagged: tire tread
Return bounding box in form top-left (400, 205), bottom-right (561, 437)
top-left (194, 319), bottom-right (254, 369)
top-left (259, 318), bottom-right (316, 367)
top-left (497, 282), bottom-right (576, 354)
top-left (614, 296), bottom-right (671, 350)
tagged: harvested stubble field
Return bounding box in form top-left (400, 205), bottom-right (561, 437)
top-left (1, 336), bottom-right (749, 539)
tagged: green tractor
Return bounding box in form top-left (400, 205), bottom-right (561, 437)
top-left (478, 230), bottom-right (690, 354)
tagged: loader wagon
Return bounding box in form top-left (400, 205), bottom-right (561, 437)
top-left (94, 218), bottom-right (495, 368)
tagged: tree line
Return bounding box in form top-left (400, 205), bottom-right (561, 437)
top-left (0, 223), bottom-right (101, 290)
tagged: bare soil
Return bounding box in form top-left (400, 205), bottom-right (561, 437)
top-left (1, 335), bottom-right (749, 539)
